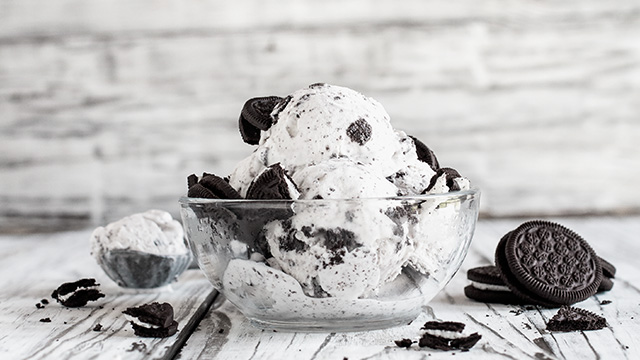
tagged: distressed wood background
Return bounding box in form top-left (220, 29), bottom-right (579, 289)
top-left (1, 0), bottom-right (639, 232)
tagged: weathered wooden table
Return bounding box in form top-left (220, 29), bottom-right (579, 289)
top-left (0, 216), bottom-right (637, 359)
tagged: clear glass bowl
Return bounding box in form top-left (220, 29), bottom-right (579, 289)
top-left (179, 188), bottom-right (479, 332)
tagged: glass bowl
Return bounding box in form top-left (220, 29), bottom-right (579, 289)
top-left (179, 188), bottom-right (479, 332)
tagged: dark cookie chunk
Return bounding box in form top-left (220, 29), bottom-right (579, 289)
top-left (51, 278), bottom-right (105, 307)
top-left (598, 256), bottom-right (616, 278)
top-left (124, 302), bottom-right (179, 338)
top-left (346, 118), bottom-right (372, 145)
top-left (424, 168), bottom-right (463, 193)
top-left (409, 135), bottom-right (440, 171)
top-left (93, 324), bottom-right (103, 331)
top-left (242, 96), bottom-right (282, 131)
top-left (597, 276), bottom-right (614, 293)
top-left (394, 338), bottom-right (413, 348)
top-left (239, 96), bottom-right (283, 145)
top-left (40, 318), bottom-right (52, 323)
top-left (308, 82), bottom-right (327, 89)
top-left (546, 306), bottom-right (607, 332)
top-left (422, 321), bottom-right (465, 333)
top-left (495, 221), bottom-right (602, 307)
top-left (246, 163), bottom-right (298, 200)
top-left (239, 114), bottom-right (262, 145)
top-left (187, 173), bottom-right (242, 199)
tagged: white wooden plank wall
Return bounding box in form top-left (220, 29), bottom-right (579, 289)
top-left (1, 1), bottom-right (639, 232)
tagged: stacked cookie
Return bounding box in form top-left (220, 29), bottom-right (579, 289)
top-left (465, 220), bottom-right (615, 307)
top-left (123, 302), bottom-right (179, 338)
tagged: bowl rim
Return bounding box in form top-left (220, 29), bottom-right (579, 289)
top-left (178, 187), bottom-right (480, 205)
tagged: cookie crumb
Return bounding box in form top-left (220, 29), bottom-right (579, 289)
top-left (93, 324), bottom-right (103, 331)
top-left (40, 318), bottom-right (51, 323)
top-left (394, 338), bottom-right (413, 348)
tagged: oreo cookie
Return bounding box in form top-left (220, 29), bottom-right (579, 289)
top-left (51, 278), bottom-right (105, 307)
top-left (123, 302), bottom-right (178, 338)
top-left (239, 96), bottom-right (282, 144)
top-left (464, 265), bottom-right (525, 305)
top-left (495, 221), bottom-right (602, 307)
top-left (424, 167), bottom-right (463, 193)
top-left (546, 306), bottom-right (607, 332)
top-left (245, 163), bottom-right (299, 200)
top-left (418, 321), bottom-right (481, 351)
top-left (409, 135), bottom-right (439, 171)
top-left (187, 173), bottom-right (242, 199)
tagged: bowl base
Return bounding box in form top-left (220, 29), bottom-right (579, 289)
top-left (248, 314), bottom-right (418, 333)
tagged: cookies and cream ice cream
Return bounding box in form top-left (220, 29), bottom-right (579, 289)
top-left (91, 210), bottom-right (191, 288)
top-left (183, 83), bottom-right (476, 316)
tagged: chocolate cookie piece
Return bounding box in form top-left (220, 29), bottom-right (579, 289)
top-left (246, 163), bottom-right (299, 200)
top-left (123, 302), bottom-right (179, 338)
top-left (187, 173), bottom-right (242, 199)
top-left (424, 168), bottom-right (463, 193)
top-left (409, 135), bottom-right (439, 171)
top-left (51, 278), bottom-right (105, 307)
top-left (346, 118), bottom-right (372, 145)
top-left (421, 321), bottom-right (466, 333)
top-left (495, 221), bottom-right (602, 307)
top-left (464, 265), bottom-right (526, 305)
top-left (123, 302), bottom-right (174, 328)
top-left (239, 96), bottom-right (282, 144)
top-left (546, 306), bottom-right (607, 332)
top-left (419, 321), bottom-right (481, 351)
top-left (239, 114), bottom-right (262, 145)
top-left (598, 256), bottom-right (616, 278)
top-left (394, 338), bottom-right (413, 348)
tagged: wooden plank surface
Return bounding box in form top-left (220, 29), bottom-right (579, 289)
top-left (1, 0), bottom-right (640, 232)
top-left (0, 230), bottom-right (217, 360)
top-left (179, 216), bottom-right (640, 359)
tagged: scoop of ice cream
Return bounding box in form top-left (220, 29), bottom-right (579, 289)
top-left (262, 84), bottom-right (400, 174)
top-left (91, 210), bottom-right (187, 256)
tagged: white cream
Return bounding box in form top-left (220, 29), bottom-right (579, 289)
top-left (470, 281), bottom-right (510, 292)
top-left (56, 285), bottom-right (98, 303)
top-left (124, 314), bottom-right (161, 329)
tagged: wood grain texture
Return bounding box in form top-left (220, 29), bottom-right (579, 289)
top-left (1, 0), bottom-right (640, 231)
top-left (179, 216), bottom-right (640, 359)
top-left (0, 230), bottom-right (216, 359)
